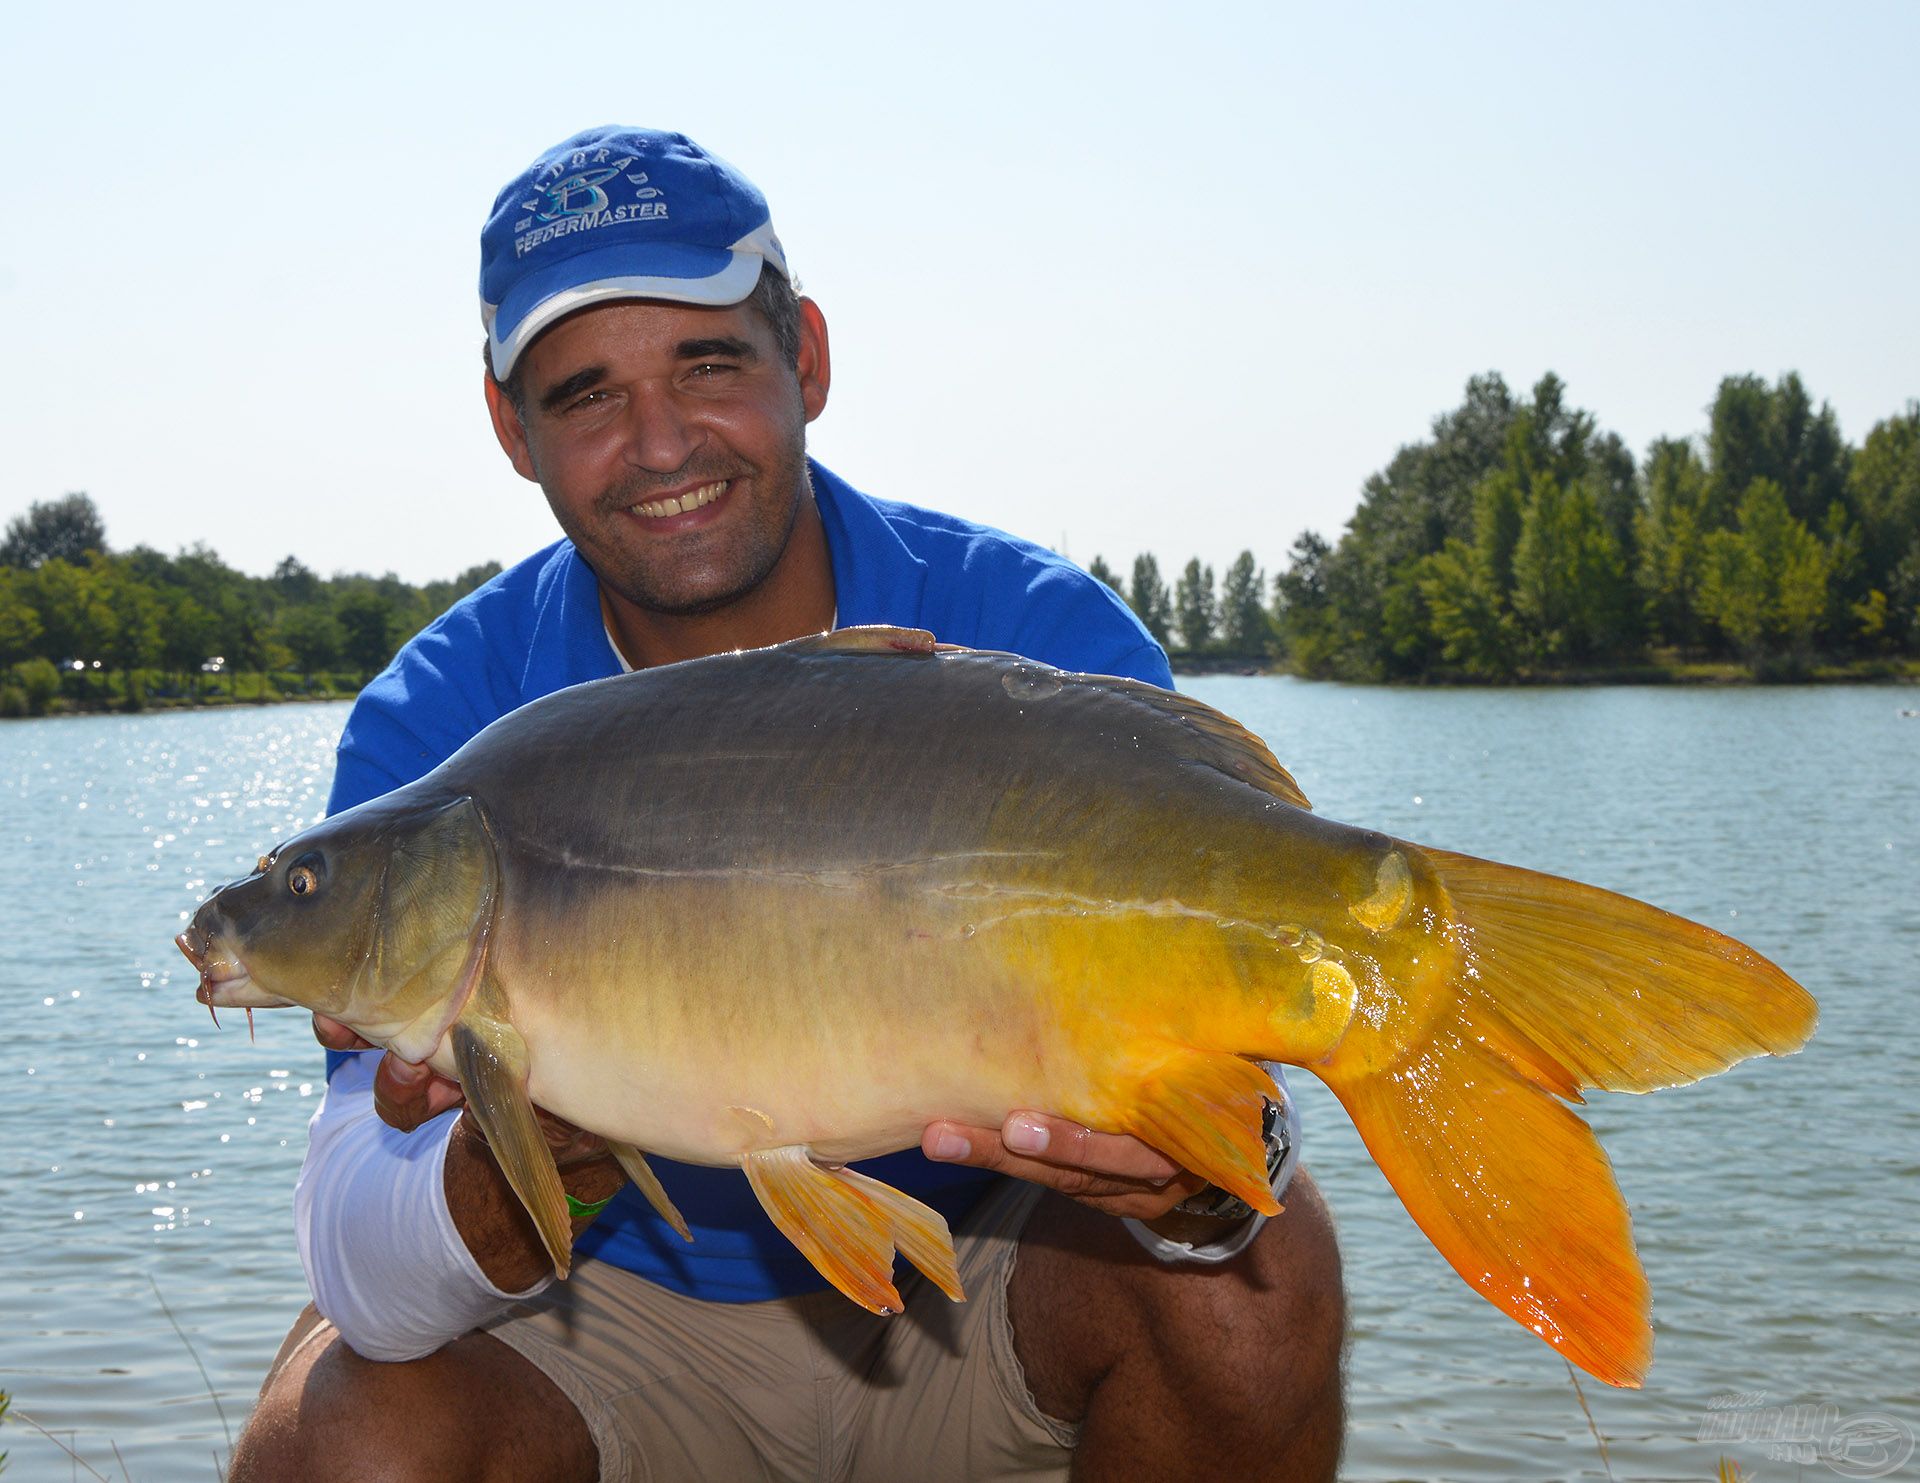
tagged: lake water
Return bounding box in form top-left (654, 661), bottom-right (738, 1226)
top-left (0, 683), bottom-right (1914, 1481)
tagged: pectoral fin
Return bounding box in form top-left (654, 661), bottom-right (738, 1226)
top-left (450, 1014), bottom-right (573, 1278)
top-left (742, 1146), bottom-right (964, 1314)
top-left (1114, 1047), bottom-right (1282, 1217)
top-left (606, 1140), bottom-right (692, 1242)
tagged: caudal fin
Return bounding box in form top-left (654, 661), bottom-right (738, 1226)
top-left (1317, 848), bottom-right (1816, 1387)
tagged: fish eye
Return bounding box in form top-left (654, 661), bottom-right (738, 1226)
top-left (287, 852), bottom-right (325, 898)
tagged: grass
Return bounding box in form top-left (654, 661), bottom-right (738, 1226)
top-left (1566, 1361), bottom-right (1615, 1481)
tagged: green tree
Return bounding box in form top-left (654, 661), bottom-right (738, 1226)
top-left (271, 555), bottom-right (323, 606)
top-left (1510, 473), bottom-right (1636, 663)
top-left (1173, 559), bottom-right (1217, 651)
top-left (1127, 554), bottom-right (1172, 646)
top-left (1587, 430), bottom-right (1642, 573)
top-left (1892, 542), bottom-right (1920, 651)
top-left (1377, 564), bottom-right (1440, 676)
top-left (1272, 532), bottom-right (1334, 673)
top-left (1637, 437), bottom-right (1714, 648)
top-left (12, 657), bottom-right (59, 715)
top-left (99, 560), bottom-right (161, 708)
top-left (228, 603), bottom-right (272, 698)
top-left (418, 561), bottom-right (507, 618)
top-left (1847, 405), bottom-right (1920, 626)
top-left (1085, 555), bottom-right (1121, 593)
top-left (279, 604), bottom-right (343, 683)
top-left (30, 558), bottom-right (116, 666)
top-left (1219, 551), bottom-right (1269, 652)
top-left (160, 591), bottom-right (220, 694)
top-left (1306, 372), bottom-right (1522, 677)
top-left (1699, 479), bottom-right (1831, 669)
top-left (1, 492), bottom-right (107, 568)
top-left (1851, 588), bottom-right (1891, 652)
top-left (1706, 373), bottom-right (1850, 530)
top-left (337, 589), bottom-right (399, 681)
top-left (1471, 463), bottom-right (1527, 601)
top-left (0, 570), bottom-right (43, 665)
top-left (1416, 541), bottom-right (1519, 677)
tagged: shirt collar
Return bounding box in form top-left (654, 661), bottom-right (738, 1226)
top-left (808, 459), bottom-right (928, 627)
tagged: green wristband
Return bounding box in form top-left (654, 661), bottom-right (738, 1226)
top-left (566, 1192), bottom-right (614, 1221)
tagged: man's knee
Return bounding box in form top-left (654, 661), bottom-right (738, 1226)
top-left (231, 1311), bottom-right (597, 1483)
top-left (1122, 1170), bottom-right (1344, 1406)
top-left (1013, 1168), bottom-right (1346, 1471)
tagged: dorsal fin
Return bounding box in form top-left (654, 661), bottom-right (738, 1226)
top-left (773, 629), bottom-right (1310, 809)
top-left (781, 626), bottom-right (937, 657)
top-left (1104, 678), bottom-right (1312, 810)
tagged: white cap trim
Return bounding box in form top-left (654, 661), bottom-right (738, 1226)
top-left (487, 221), bottom-right (789, 380)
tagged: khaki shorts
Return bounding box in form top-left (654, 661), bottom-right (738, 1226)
top-left (484, 1175), bottom-right (1075, 1483)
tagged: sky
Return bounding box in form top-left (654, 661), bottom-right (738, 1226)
top-left (4, 1), bottom-right (1915, 586)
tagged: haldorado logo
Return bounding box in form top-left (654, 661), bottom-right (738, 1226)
top-left (513, 147), bottom-right (670, 258)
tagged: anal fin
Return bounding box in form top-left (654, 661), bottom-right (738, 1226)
top-left (742, 1146), bottom-right (964, 1313)
top-left (831, 1164), bottom-right (965, 1303)
top-left (606, 1140), bottom-right (692, 1242)
top-left (451, 1013), bottom-right (573, 1278)
top-left (1116, 1048), bottom-right (1281, 1216)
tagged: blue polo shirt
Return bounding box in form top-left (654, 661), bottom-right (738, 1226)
top-left (324, 460), bottom-right (1170, 1301)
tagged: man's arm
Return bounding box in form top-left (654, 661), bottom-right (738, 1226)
top-left (298, 645), bottom-right (628, 1353)
top-left (312, 1018), bottom-right (626, 1293)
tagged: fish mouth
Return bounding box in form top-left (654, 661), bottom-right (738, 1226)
top-left (175, 929), bottom-right (296, 1010)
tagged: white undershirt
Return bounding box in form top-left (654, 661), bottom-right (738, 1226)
top-left (296, 1054), bottom-right (547, 1360)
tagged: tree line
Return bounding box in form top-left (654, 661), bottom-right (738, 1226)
top-left (7, 366), bottom-right (1916, 717)
top-left (0, 494), bottom-right (500, 715)
top-left (1087, 371), bottom-right (1920, 679)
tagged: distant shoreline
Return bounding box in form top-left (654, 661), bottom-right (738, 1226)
top-left (2, 691), bottom-right (353, 721)
top-left (6, 657), bottom-right (1917, 721)
top-left (1169, 654), bottom-right (1920, 686)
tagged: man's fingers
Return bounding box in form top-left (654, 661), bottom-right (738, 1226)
top-left (998, 1112), bottom-right (1183, 1184)
top-left (922, 1121), bottom-right (1135, 1196)
top-left (311, 1012), bottom-right (373, 1052)
top-left (922, 1119), bottom-right (1208, 1218)
top-left (372, 1052), bottom-right (465, 1132)
top-left (923, 1115), bottom-right (1196, 1195)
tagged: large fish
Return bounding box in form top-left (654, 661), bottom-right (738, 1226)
top-left (176, 627), bottom-right (1814, 1386)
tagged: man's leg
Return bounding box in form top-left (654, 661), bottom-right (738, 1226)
top-left (1009, 1169), bottom-right (1346, 1483)
top-left (229, 1306), bottom-right (598, 1483)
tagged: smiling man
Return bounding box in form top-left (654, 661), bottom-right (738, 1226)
top-left (230, 127), bottom-right (1345, 1483)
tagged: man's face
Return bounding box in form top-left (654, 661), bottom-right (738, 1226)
top-left (488, 296), bottom-right (828, 617)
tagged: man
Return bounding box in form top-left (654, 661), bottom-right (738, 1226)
top-left (232, 126), bottom-right (1344, 1482)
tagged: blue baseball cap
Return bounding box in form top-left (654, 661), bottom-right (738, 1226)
top-left (480, 126), bottom-right (791, 379)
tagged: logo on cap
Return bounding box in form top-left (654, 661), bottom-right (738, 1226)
top-left (537, 166), bottom-right (621, 221)
top-left (513, 148), bottom-right (671, 258)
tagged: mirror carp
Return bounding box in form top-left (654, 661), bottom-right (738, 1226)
top-left (176, 626), bottom-right (1816, 1386)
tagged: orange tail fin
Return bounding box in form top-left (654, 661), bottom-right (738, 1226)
top-left (1317, 848), bottom-right (1816, 1387)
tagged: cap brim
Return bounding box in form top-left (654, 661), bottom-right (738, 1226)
top-left (486, 240), bottom-right (766, 379)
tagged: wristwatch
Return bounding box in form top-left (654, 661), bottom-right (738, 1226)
top-left (1121, 1064), bottom-right (1299, 1266)
top-left (1173, 1082), bottom-right (1295, 1221)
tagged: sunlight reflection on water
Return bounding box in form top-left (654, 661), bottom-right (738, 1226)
top-left (0, 684), bottom-right (1913, 1480)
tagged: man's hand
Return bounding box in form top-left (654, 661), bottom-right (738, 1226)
top-left (922, 1111), bottom-right (1210, 1221)
top-left (311, 1013), bottom-right (609, 1168)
